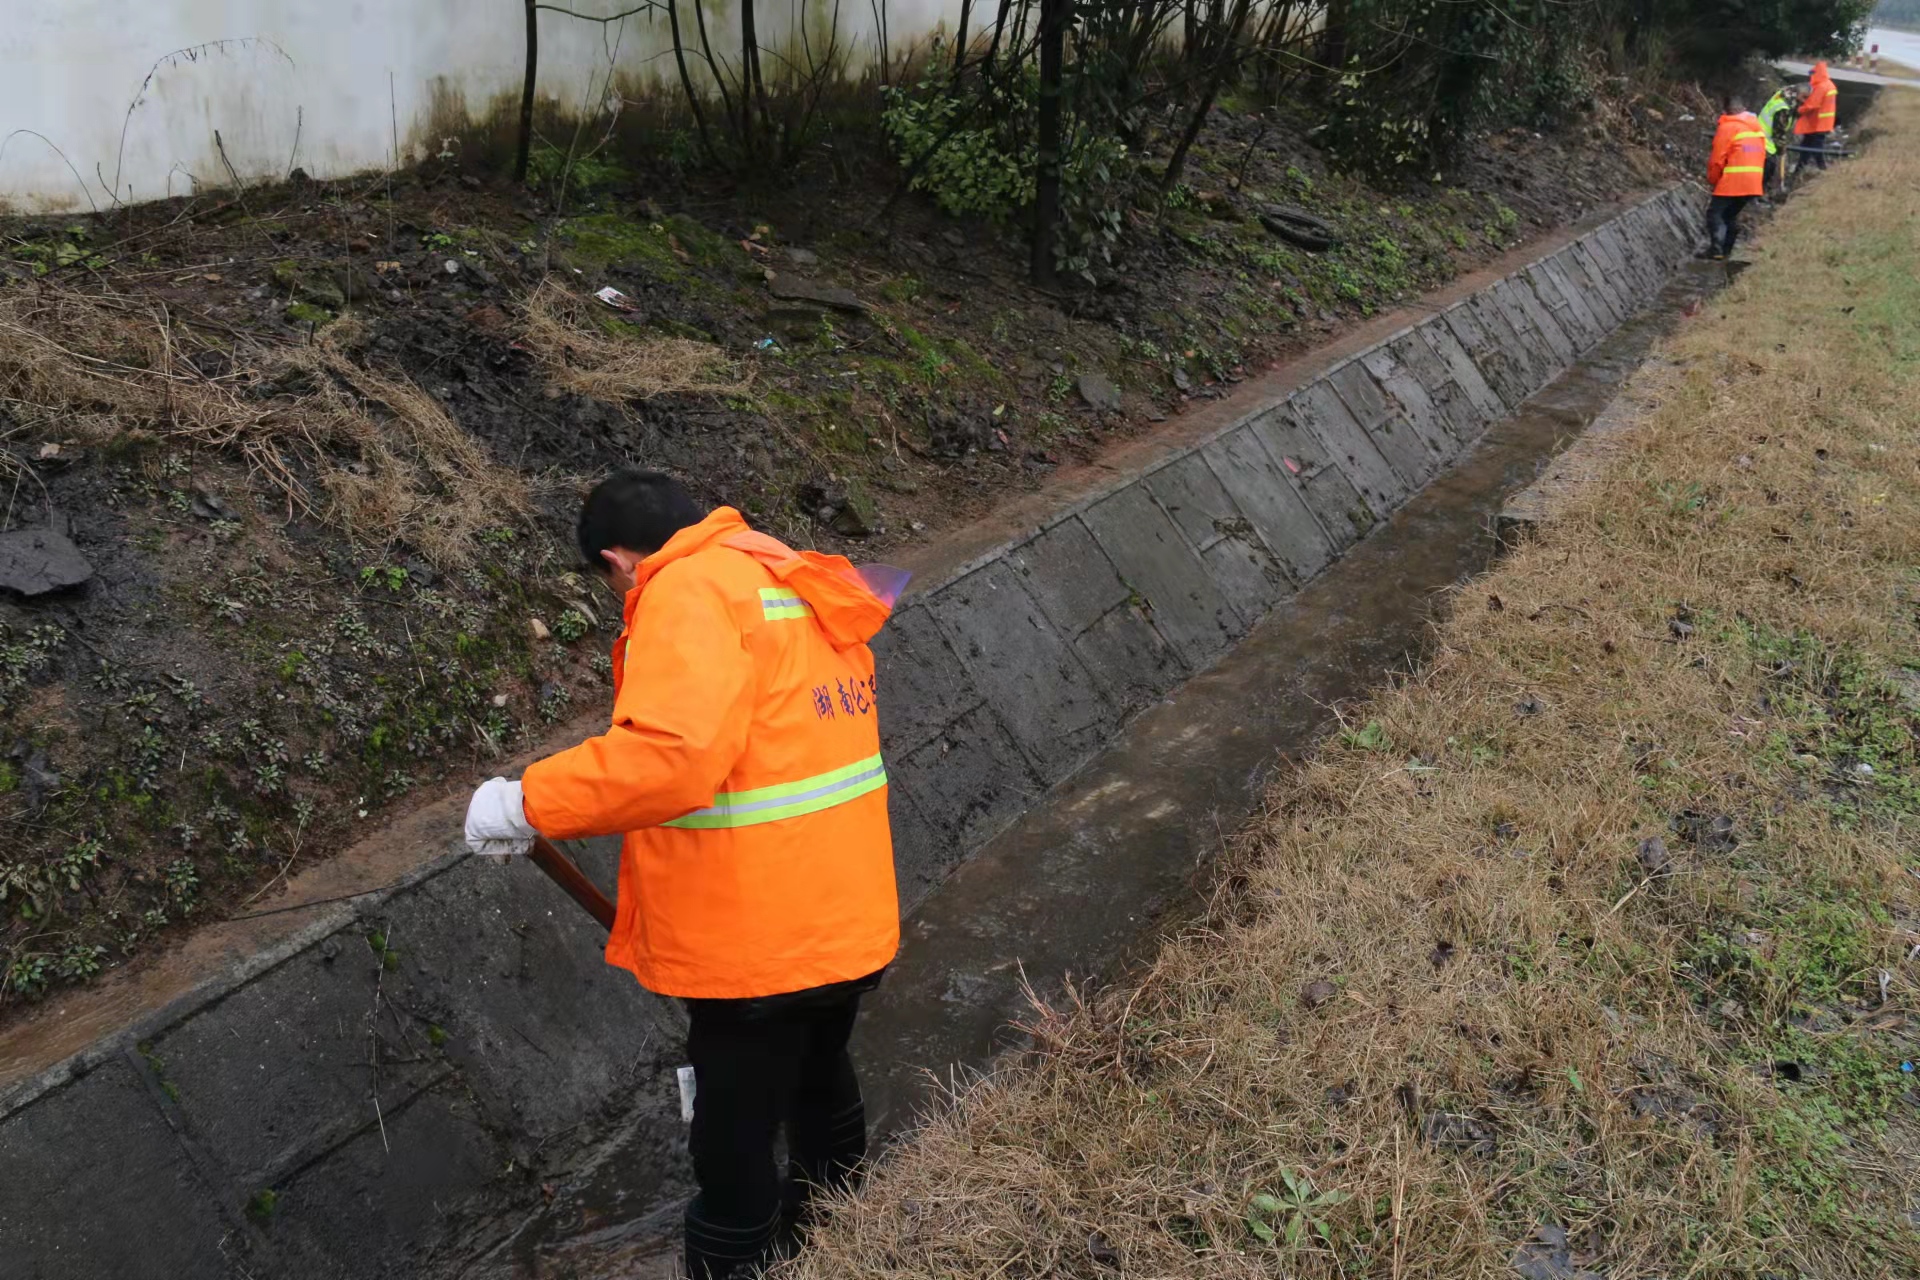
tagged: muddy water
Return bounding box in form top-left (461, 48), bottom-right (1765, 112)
top-left (458, 264), bottom-right (1722, 1279)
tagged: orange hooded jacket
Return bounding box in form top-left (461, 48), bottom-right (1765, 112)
top-left (520, 508), bottom-right (900, 999)
top-left (1797, 62), bottom-right (1838, 136)
top-left (1708, 111), bottom-right (1767, 197)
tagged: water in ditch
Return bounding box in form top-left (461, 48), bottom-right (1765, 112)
top-left (451, 261), bottom-right (1727, 1280)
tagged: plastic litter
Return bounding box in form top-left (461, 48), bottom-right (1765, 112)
top-left (755, 336), bottom-right (781, 352)
top-left (677, 1065), bottom-right (698, 1121)
top-left (594, 286), bottom-right (638, 313)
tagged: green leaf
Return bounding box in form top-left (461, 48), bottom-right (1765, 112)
top-left (1568, 1066), bottom-right (1585, 1094)
top-left (1285, 1213), bottom-right (1304, 1246)
top-left (1248, 1217), bottom-right (1276, 1243)
top-left (1249, 1194), bottom-right (1283, 1215)
top-left (1314, 1189), bottom-right (1353, 1208)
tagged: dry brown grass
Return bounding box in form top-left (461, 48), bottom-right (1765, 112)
top-left (519, 277), bottom-right (748, 402)
top-left (0, 289), bottom-right (524, 566)
top-left (791, 91), bottom-right (1920, 1279)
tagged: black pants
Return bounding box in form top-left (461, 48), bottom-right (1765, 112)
top-left (1707, 195), bottom-right (1752, 258)
top-left (682, 974), bottom-right (879, 1279)
top-left (1793, 131), bottom-right (1831, 173)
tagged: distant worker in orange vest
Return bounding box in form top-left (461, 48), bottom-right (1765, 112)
top-left (1793, 59), bottom-right (1840, 174)
top-left (1702, 96), bottom-right (1767, 261)
top-left (463, 470), bottom-right (905, 1279)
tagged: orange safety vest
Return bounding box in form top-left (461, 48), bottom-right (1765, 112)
top-left (1796, 64), bottom-right (1838, 135)
top-left (521, 508), bottom-right (900, 999)
top-left (1709, 112), bottom-right (1767, 197)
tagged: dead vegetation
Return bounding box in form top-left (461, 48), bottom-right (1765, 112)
top-left (520, 277), bottom-right (747, 403)
top-left (790, 91), bottom-right (1920, 1279)
top-left (0, 286), bottom-right (525, 566)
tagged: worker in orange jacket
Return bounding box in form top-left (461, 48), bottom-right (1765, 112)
top-left (1793, 59), bottom-right (1839, 174)
top-left (1702, 96), bottom-right (1768, 261)
top-left (464, 471), bottom-right (903, 1279)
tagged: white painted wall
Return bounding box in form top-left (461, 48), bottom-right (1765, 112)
top-left (0, 0), bottom-right (961, 213)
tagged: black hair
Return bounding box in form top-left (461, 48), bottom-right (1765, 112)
top-left (577, 470), bottom-right (705, 565)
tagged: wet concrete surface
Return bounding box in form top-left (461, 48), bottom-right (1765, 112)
top-left (460, 262), bottom-right (1722, 1280)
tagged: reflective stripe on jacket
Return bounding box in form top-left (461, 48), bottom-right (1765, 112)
top-left (1709, 112), bottom-right (1767, 198)
top-left (521, 508), bottom-right (900, 999)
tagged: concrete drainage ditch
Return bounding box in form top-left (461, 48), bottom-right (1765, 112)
top-left (0, 185), bottom-right (1708, 1280)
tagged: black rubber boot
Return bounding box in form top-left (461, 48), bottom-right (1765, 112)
top-left (684, 1199), bottom-right (782, 1280)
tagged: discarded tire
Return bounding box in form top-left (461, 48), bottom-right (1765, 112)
top-left (1259, 204), bottom-right (1338, 252)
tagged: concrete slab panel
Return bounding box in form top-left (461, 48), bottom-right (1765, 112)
top-left (1006, 517), bottom-right (1129, 635)
top-left (1415, 317), bottom-right (1506, 426)
top-left (886, 782), bottom-right (954, 909)
top-left (372, 857), bottom-right (673, 1144)
top-left (150, 931), bottom-right (449, 1185)
top-left (927, 561), bottom-right (1114, 776)
top-left (1082, 485), bottom-right (1248, 664)
top-left (1200, 426), bottom-right (1336, 583)
top-left (1465, 291), bottom-right (1551, 400)
top-left (1144, 454), bottom-right (1290, 617)
top-left (265, 1081), bottom-right (507, 1280)
top-left (1008, 515), bottom-right (1192, 712)
top-left (870, 603), bottom-right (984, 758)
top-left (1325, 360), bottom-right (1438, 488)
top-left (1146, 452), bottom-right (1246, 553)
top-left (1485, 279), bottom-right (1562, 378)
top-left (893, 702), bottom-right (1045, 850)
top-left (1591, 227), bottom-right (1645, 302)
top-left (1554, 243), bottom-right (1622, 329)
top-left (0, 1057), bottom-right (243, 1280)
top-left (1201, 533), bottom-right (1291, 619)
top-left (1289, 379), bottom-right (1407, 519)
top-left (1071, 600), bottom-right (1189, 710)
top-left (1350, 348), bottom-right (1458, 476)
top-left (1246, 406), bottom-right (1377, 549)
top-left (1442, 301), bottom-right (1529, 409)
top-left (1528, 260), bottom-right (1605, 349)
top-left (1499, 275), bottom-right (1577, 368)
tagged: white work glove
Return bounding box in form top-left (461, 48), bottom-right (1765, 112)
top-left (465, 777), bottom-right (537, 858)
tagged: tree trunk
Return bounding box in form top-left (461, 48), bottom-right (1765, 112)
top-left (951, 0), bottom-right (973, 85)
top-left (1322, 0), bottom-right (1350, 81)
top-left (515, 0), bottom-right (539, 183)
top-left (665, 0), bottom-right (716, 162)
top-left (1161, 0), bottom-right (1252, 193)
top-left (1031, 0), bottom-right (1069, 286)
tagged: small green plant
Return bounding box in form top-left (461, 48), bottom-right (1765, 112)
top-left (1341, 720), bottom-right (1388, 751)
top-left (359, 564), bottom-right (409, 592)
top-left (165, 858), bottom-right (199, 909)
top-left (247, 1189), bottom-right (280, 1222)
top-left (422, 231), bottom-right (456, 251)
top-left (554, 611), bottom-right (590, 644)
top-left (1247, 1169), bottom-right (1351, 1247)
top-left (57, 837), bottom-right (104, 891)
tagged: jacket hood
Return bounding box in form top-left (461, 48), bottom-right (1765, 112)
top-left (1813, 60), bottom-right (1830, 79)
top-left (630, 507), bottom-right (904, 647)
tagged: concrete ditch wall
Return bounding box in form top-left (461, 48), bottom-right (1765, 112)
top-left (0, 185), bottom-right (1700, 1280)
top-left (876, 183), bottom-right (1700, 904)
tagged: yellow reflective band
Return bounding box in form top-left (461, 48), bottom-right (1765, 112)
top-left (663, 753), bottom-right (888, 829)
top-left (758, 585), bottom-right (814, 621)
top-left (1725, 166), bottom-right (1763, 174)
top-left (1733, 131), bottom-right (1766, 141)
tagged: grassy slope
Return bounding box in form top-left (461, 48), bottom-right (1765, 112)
top-left (791, 91), bottom-right (1920, 1278)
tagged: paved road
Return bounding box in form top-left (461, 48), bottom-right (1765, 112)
top-left (1780, 58), bottom-right (1920, 88)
